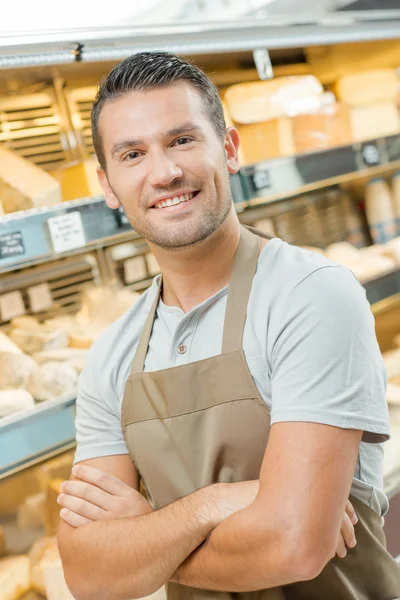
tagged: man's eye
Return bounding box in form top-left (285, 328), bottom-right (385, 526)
top-left (123, 151), bottom-right (140, 161)
top-left (174, 137), bottom-right (192, 146)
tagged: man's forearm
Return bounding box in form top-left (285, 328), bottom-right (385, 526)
top-left (59, 485), bottom-right (222, 600)
top-left (172, 493), bottom-right (317, 591)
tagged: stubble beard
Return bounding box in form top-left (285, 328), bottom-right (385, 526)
top-left (117, 187), bottom-right (233, 251)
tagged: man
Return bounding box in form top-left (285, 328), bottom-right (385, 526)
top-left (57, 52), bottom-right (400, 599)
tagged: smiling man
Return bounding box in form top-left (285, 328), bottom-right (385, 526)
top-left (57, 52), bottom-right (400, 600)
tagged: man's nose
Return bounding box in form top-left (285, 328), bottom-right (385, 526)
top-left (147, 150), bottom-right (183, 187)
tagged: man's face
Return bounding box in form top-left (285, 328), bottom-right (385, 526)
top-left (97, 82), bottom-right (240, 249)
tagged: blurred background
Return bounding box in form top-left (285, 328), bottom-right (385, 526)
top-left (1, 1), bottom-right (400, 597)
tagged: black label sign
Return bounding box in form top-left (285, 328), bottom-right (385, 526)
top-left (0, 231), bottom-right (25, 259)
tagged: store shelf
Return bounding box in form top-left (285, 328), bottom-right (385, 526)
top-left (0, 396), bottom-right (76, 479)
top-left (240, 134), bottom-right (400, 205)
top-left (1, 11), bottom-right (400, 68)
top-left (0, 196), bottom-right (136, 273)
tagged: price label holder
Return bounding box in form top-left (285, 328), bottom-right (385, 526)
top-left (27, 283), bottom-right (53, 314)
top-left (48, 211), bottom-right (86, 255)
top-left (355, 140), bottom-right (384, 170)
top-left (0, 291), bottom-right (26, 322)
top-left (0, 231), bottom-right (25, 260)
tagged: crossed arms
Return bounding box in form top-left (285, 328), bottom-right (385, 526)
top-left (58, 421), bottom-right (361, 600)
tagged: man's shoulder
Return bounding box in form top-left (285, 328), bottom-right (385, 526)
top-left (257, 237), bottom-right (342, 291)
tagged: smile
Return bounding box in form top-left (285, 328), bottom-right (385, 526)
top-left (153, 192), bottom-right (197, 209)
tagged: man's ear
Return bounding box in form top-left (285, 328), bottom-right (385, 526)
top-left (224, 127), bottom-right (241, 174)
top-left (97, 168), bottom-right (121, 209)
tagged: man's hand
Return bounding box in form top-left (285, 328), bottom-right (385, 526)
top-left (57, 464), bottom-right (153, 527)
top-left (57, 468), bottom-right (358, 559)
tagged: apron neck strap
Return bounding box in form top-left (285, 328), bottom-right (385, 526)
top-left (131, 276), bottom-right (162, 374)
top-left (131, 225), bottom-right (263, 374)
top-left (221, 225), bottom-right (261, 353)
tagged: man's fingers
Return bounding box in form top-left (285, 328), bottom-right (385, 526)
top-left (60, 480), bottom-right (112, 511)
top-left (345, 499), bottom-right (358, 526)
top-left (335, 535), bottom-right (347, 559)
top-left (341, 512), bottom-right (357, 549)
top-left (72, 465), bottom-right (130, 496)
top-left (58, 493), bottom-right (108, 521)
top-left (60, 508), bottom-right (92, 528)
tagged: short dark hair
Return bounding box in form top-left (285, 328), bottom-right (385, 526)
top-left (91, 51), bottom-right (226, 170)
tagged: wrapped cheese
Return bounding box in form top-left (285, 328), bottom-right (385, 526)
top-left (292, 103), bottom-right (352, 154)
top-left (0, 389), bottom-right (35, 417)
top-left (27, 362), bottom-right (78, 402)
top-left (0, 145), bottom-right (61, 214)
top-left (9, 327), bottom-right (68, 355)
top-left (0, 555), bottom-right (31, 600)
top-left (350, 102), bottom-right (400, 142)
top-left (235, 119), bottom-right (295, 164)
top-left (335, 69), bottom-right (399, 107)
top-left (0, 352), bottom-right (36, 389)
top-left (225, 76), bottom-right (324, 124)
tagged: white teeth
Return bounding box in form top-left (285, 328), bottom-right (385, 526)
top-left (154, 192), bottom-right (195, 209)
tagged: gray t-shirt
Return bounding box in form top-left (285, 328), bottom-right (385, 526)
top-left (75, 238), bottom-right (390, 515)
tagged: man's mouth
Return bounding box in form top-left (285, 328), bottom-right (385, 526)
top-left (152, 191), bottom-right (198, 209)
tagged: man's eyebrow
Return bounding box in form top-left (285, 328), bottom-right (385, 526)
top-left (111, 139), bottom-right (144, 158)
top-left (166, 123), bottom-right (202, 137)
top-left (110, 123), bottom-right (202, 158)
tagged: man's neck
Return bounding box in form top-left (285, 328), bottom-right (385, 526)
top-left (148, 209), bottom-right (241, 313)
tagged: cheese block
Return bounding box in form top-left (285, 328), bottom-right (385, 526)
top-left (0, 555), bottom-right (31, 600)
top-left (335, 69), bottom-right (399, 107)
top-left (0, 145), bottom-right (61, 214)
top-left (10, 327), bottom-right (69, 355)
top-left (17, 491), bottom-right (46, 529)
top-left (292, 103), bottom-right (352, 154)
top-left (0, 352), bottom-right (36, 389)
top-left (29, 536), bottom-right (58, 595)
top-left (225, 76), bottom-right (323, 124)
top-left (0, 389), bottom-right (35, 417)
top-left (350, 102), bottom-right (400, 142)
top-left (27, 362), bottom-right (78, 402)
top-left (0, 525), bottom-right (6, 558)
top-left (10, 316), bottom-right (41, 331)
top-left (50, 159), bottom-right (103, 202)
top-left (236, 118), bottom-right (295, 164)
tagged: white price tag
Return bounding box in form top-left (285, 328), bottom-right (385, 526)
top-left (124, 256), bottom-right (147, 283)
top-left (0, 291), bottom-right (26, 322)
top-left (48, 211), bottom-right (86, 254)
top-left (28, 283), bottom-right (53, 313)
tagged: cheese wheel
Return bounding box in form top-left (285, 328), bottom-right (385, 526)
top-left (335, 69), bottom-right (399, 107)
top-left (0, 389), bottom-right (35, 417)
top-left (0, 555), bottom-right (31, 600)
top-left (0, 352), bottom-right (36, 389)
top-left (9, 328), bottom-right (69, 355)
top-left (27, 362), bottom-right (78, 402)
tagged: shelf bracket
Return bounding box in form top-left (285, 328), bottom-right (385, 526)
top-left (253, 48), bottom-right (273, 81)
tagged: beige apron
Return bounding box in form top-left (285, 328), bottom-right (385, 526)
top-left (122, 226), bottom-right (400, 600)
